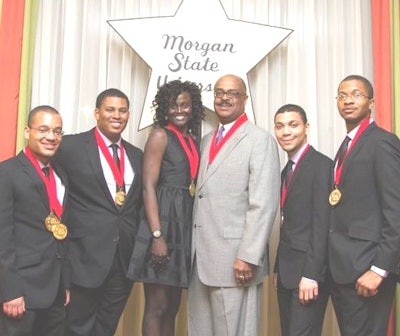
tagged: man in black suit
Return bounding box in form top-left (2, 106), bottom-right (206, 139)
top-left (273, 104), bottom-right (331, 336)
top-left (329, 75), bottom-right (400, 336)
top-left (0, 105), bottom-right (69, 336)
top-left (55, 89), bottom-right (143, 336)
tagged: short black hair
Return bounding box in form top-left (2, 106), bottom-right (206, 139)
top-left (339, 75), bottom-right (374, 98)
top-left (95, 88), bottom-right (130, 109)
top-left (274, 104), bottom-right (308, 124)
top-left (28, 105), bottom-right (60, 127)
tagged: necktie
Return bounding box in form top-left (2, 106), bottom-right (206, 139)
top-left (110, 144), bottom-right (120, 170)
top-left (42, 166), bottom-right (50, 179)
top-left (335, 136), bottom-right (350, 167)
top-left (110, 143), bottom-right (125, 192)
top-left (283, 160), bottom-right (294, 189)
top-left (215, 126), bottom-right (225, 145)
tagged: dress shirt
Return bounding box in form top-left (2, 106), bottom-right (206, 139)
top-left (96, 128), bottom-right (134, 198)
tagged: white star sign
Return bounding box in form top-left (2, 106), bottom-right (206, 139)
top-left (108, 0), bottom-right (292, 129)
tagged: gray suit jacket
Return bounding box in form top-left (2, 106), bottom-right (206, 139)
top-left (192, 120), bottom-right (280, 287)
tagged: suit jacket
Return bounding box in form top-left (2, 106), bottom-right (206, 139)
top-left (274, 146), bottom-right (332, 289)
top-left (192, 120), bottom-right (280, 287)
top-left (0, 152), bottom-right (69, 309)
top-left (54, 128), bottom-right (143, 288)
top-left (329, 122), bottom-right (400, 284)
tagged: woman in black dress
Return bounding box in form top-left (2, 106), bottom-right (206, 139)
top-left (127, 80), bottom-right (204, 336)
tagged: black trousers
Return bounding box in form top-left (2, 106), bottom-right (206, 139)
top-left (277, 278), bottom-right (330, 336)
top-left (0, 285), bottom-right (66, 336)
top-left (65, 254), bottom-right (133, 336)
top-left (330, 275), bottom-right (397, 336)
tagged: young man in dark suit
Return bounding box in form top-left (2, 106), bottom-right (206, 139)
top-left (273, 104), bottom-right (332, 336)
top-left (55, 89), bottom-right (143, 336)
top-left (0, 105), bottom-right (69, 336)
top-left (329, 75), bottom-right (400, 336)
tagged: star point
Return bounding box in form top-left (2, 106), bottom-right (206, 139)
top-left (108, 0), bottom-right (292, 129)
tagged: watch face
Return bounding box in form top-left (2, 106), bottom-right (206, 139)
top-left (153, 229), bottom-right (162, 238)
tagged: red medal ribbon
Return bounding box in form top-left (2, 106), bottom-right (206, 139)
top-left (167, 123), bottom-right (199, 181)
top-left (334, 117), bottom-right (370, 186)
top-left (208, 113), bottom-right (248, 164)
top-left (280, 144), bottom-right (311, 208)
top-left (94, 128), bottom-right (125, 188)
top-left (24, 146), bottom-right (63, 218)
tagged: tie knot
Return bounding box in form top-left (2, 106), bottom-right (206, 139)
top-left (110, 143), bottom-right (119, 153)
top-left (215, 126), bottom-right (225, 144)
top-left (42, 166), bottom-right (50, 178)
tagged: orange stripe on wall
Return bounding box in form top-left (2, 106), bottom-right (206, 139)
top-left (0, 0), bottom-right (25, 161)
top-left (371, 0), bottom-right (393, 132)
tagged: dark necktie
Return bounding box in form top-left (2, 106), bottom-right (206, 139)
top-left (110, 144), bottom-right (120, 170)
top-left (335, 136), bottom-right (350, 167)
top-left (282, 160), bottom-right (294, 189)
top-left (110, 143), bottom-right (125, 192)
top-left (215, 126), bottom-right (225, 145)
top-left (42, 166), bottom-right (50, 179)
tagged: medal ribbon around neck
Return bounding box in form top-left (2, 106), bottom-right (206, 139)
top-left (208, 113), bottom-right (248, 164)
top-left (167, 123), bottom-right (199, 182)
top-left (24, 146), bottom-right (63, 218)
top-left (334, 117), bottom-right (370, 186)
top-left (280, 144), bottom-right (311, 209)
top-left (94, 128), bottom-right (125, 189)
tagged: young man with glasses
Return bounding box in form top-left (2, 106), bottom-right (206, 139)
top-left (329, 75), bottom-right (400, 336)
top-left (0, 105), bottom-right (69, 335)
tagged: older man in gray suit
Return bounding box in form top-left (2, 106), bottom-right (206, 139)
top-left (188, 74), bottom-right (280, 335)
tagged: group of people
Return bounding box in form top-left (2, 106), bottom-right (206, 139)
top-left (0, 73), bottom-right (399, 336)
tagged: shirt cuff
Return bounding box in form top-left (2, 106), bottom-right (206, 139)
top-left (370, 265), bottom-right (388, 278)
top-left (301, 277), bottom-right (317, 283)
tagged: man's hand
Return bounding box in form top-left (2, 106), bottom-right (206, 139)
top-left (299, 278), bottom-right (318, 304)
top-left (234, 259), bottom-right (255, 286)
top-left (3, 296), bottom-right (25, 319)
top-left (355, 270), bottom-right (383, 297)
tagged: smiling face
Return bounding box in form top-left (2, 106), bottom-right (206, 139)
top-left (213, 75), bottom-right (248, 124)
top-left (24, 110), bottom-right (63, 165)
top-left (337, 79), bottom-right (374, 132)
top-left (167, 91), bottom-right (193, 134)
top-left (274, 111), bottom-right (309, 158)
top-left (95, 96), bottom-right (130, 142)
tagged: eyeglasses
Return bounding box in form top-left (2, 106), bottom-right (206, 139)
top-left (214, 90), bottom-right (246, 99)
top-left (336, 92), bottom-right (370, 101)
top-left (30, 127), bottom-right (64, 137)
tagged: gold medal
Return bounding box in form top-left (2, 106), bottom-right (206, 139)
top-left (115, 189), bottom-right (126, 206)
top-left (52, 223), bottom-right (68, 240)
top-left (329, 187), bottom-right (342, 206)
top-left (45, 212), bottom-right (61, 232)
top-left (188, 181), bottom-right (196, 197)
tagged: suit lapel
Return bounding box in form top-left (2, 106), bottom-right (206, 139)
top-left (18, 152), bottom-right (49, 208)
top-left (84, 130), bottom-right (116, 206)
top-left (286, 146), bottom-right (315, 196)
top-left (198, 122), bottom-right (249, 189)
top-left (341, 122), bottom-right (375, 177)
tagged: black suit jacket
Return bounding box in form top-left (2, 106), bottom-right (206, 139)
top-left (0, 152), bottom-right (69, 309)
top-left (54, 128), bottom-right (143, 288)
top-left (274, 146), bottom-right (332, 289)
top-left (329, 122), bottom-right (400, 284)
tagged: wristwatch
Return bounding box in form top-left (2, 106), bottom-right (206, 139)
top-left (152, 229), bottom-right (163, 239)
